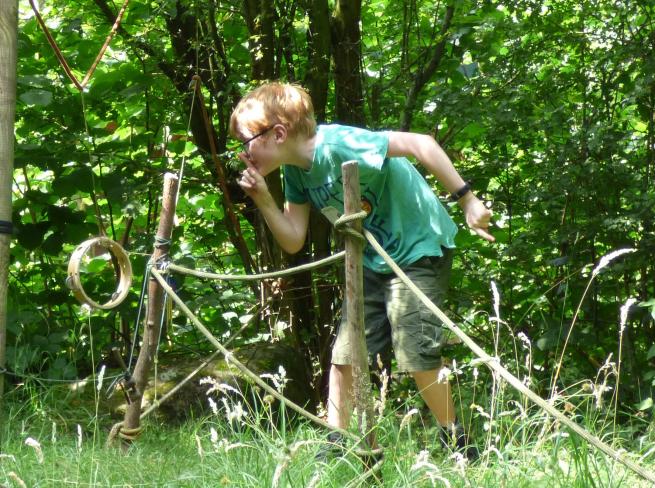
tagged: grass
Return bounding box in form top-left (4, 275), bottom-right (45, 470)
top-left (4, 253), bottom-right (654, 487)
top-left (2, 367), bottom-right (654, 488)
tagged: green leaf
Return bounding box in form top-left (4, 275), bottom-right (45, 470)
top-left (46, 205), bottom-right (81, 226)
top-left (52, 168), bottom-right (95, 197)
top-left (16, 222), bottom-right (50, 250)
top-left (42, 232), bottom-right (64, 256)
top-left (640, 299), bottom-right (655, 321)
top-left (19, 89), bottom-right (53, 106)
top-left (86, 256), bottom-right (110, 274)
top-left (636, 398), bottom-right (653, 411)
top-left (647, 345), bottom-right (655, 361)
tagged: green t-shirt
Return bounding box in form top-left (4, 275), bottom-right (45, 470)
top-left (284, 124), bottom-right (458, 273)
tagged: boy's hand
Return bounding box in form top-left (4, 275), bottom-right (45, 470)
top-left (238, 155), bottom-right (273, 206)
top-left (458, 194), bottom-right (495, 242)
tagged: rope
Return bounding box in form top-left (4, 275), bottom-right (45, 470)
top-left (154, 236), bottom-right (172, 249)
top-left (166, 251), bottom-right (345, 281)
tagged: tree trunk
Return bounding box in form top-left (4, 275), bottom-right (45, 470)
top-left (0, 0), bottom-right (18, 420)
top-left (303, 0), bottom-right (331, 121)
top-left (243, 0), bottom-right (276, 80)
top-left (400, 5), bottom-right (455, 131)
top-left (331, 0), bottom-right (365, 125)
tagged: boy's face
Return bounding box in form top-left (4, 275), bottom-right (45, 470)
top-left (237, 124), bottom-right (283, 177)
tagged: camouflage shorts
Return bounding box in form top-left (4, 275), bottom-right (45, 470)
top-left (332, 249), bottom-right (453, 372)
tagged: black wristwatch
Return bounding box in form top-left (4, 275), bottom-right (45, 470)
top-left (450, 182), bottom-right (472, 202)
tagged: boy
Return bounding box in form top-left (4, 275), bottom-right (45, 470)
top-left (230, 82), bottom-right (493, 456)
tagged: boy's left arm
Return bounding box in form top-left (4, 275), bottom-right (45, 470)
top-left (387, 132), bottom-right (495, 242)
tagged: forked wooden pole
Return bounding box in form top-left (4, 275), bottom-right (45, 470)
top-left (342, 161), bottom-right (376, 449)
top-left (121, 173), bottom-right (179, 444)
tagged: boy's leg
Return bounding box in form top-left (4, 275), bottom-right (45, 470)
top-left (326, 364), bottom-right (353, 429)
top-left (411, 368), bottom-right (456, 426)
top-left (386, 252), bottom-right (458, 427)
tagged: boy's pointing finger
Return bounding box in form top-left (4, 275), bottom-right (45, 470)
top-left (475, 227), bottom-right (496, 242)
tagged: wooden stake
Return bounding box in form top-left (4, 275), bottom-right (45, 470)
top-left (121, 173), bottom-right (179, 444)
top-left (341, 161), bottom-right (376, 448)
top-left (0, 0), bottom-right (18, 430)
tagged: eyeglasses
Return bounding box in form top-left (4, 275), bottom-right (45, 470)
top-left (240, 126), bottom-right (274, 154)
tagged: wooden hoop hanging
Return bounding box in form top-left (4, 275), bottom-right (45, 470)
top-left (67, 237), bottom-right (132, 310)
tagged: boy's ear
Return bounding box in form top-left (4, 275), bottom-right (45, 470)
top-left (273, 124), bottom-right (287, 142)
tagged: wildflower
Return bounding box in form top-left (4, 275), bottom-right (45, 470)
top-left (375, 366), bottom-right (389, 421)
top-left (96, 364), bottom-right (106, 392)
top-left (261, 365), bottom-right (288, 393)
top-left (7, 472), bottom-right (27, 488)
top-left (412, 449), bottom-right (453, 485)
top-left (490, 280), bottom-right (501, 323)
top-left (272, 441), bottom-right (314, 488)
top-left (207, 397), bottom-right (218, 415)
top-left (451, 451), bottom-right (468, 476)
top-left (399, 408), bottom-right (419, 431)
top-left (437, 366), bottom-right (452, 383)
top-left (516, 332), bottom-right (531, 349)
top-left (210, 427), bottom-right (219, 444)
top-left (196, 434), bottom-right (204, 458)
top-left (619, 298), bottom-right (637, 334)
top-left (592, 248), bottom-right (635, 278)
top-left (24, 437), bottom-right (44, 464)
top-left (450, 359), bottom-right (463, 376)
top-left (221, 397), bottom-right (247, 425)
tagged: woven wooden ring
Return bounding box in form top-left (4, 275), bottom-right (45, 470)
top-left (66, 237), bottom-right (132, 310)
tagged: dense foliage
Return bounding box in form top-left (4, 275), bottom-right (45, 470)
top-left (8, 0), bottom-right (655, 417)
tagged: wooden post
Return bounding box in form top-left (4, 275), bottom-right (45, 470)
top-left (121, 173), bottom-right (179, 443)
top-left (341, 161), bottom-right (375, 447)
top-left (0, 0), bottom-right (18, 423)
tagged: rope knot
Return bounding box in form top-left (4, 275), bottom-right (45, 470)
top-left (334, 210), bottom-right (367, 243)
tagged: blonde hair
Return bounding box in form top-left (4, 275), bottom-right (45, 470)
top-left (229, 82), bottom-right (316, 139)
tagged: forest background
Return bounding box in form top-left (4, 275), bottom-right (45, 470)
top-left (4, 0), bottom-right (655, 463)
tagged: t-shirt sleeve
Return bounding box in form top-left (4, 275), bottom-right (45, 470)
top-left (283, 165), bottom-right (309, 204)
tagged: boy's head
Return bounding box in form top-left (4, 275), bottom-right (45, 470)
top-left (229, 82), bottom-right (316, 141)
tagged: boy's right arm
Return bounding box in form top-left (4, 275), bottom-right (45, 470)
top-left (238, 161), bottom-right (310, 254)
